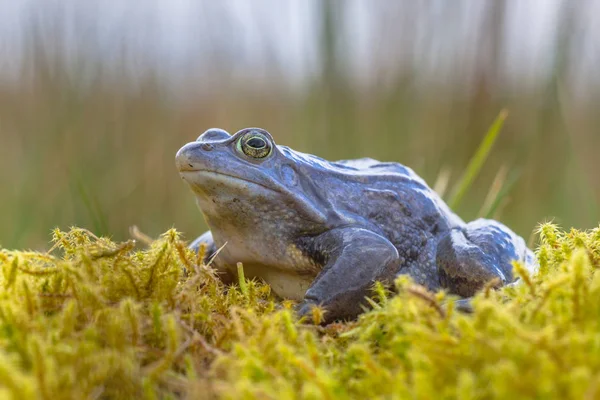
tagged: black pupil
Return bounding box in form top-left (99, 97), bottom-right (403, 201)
top-left (246, 137), bottom-right (266, 149)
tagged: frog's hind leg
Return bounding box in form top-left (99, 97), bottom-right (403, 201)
top-left (436, 218), bottom-right (534, 297)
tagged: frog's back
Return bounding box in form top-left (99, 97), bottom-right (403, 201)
top-left (279, 146), bottom-right (463, 231)
top-left (282, 147), bottom-right (427, 185)
top-left (333, 157), bottom-right (414, 175)
top-left (334, 157), bottom-right (462, 229)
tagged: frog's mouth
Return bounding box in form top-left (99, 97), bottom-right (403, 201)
top-left (179, 169), bottom-right (279, 194)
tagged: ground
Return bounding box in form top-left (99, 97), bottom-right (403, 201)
top-left (0, 223), bottom-right (599, 399)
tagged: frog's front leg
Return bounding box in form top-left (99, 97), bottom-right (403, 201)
top-left (436, 219), bottom-right (534, 297)
top-left (189, 230), bottom-right (217, 261)
top-left (297, 228), bottom-right (401, 323)
top-left (189, 231), bottom-right (234, 283)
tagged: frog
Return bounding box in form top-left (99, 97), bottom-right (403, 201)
top-left (176, 127), bottom-right (535, 323)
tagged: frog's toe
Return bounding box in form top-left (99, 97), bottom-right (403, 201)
top-left (294, 300), bottom-right (317, 323)
top-left (452, 298), bottom-right (474, 313)
top-left (189, 231), bottom-right (218, 261)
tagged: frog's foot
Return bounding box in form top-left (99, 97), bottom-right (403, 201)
top-left (188, 231), bottom-right (234, 282)
top-left (189, 231), bottom-right (217, 262)
top-left (449, 298), bottom-right (474, 313)
top-left (436, 218), bottom-right (533, 298)
top-left (299, 227), bottom-right (401, 324)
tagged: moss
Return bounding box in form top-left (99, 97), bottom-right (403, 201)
top-left (0, 223), bottom-right (599, 399)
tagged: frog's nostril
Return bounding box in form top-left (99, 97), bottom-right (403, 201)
top-left (201, 143), bottom-right (214, 151)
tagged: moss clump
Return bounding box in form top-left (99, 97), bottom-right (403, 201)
top-left (0, 224), bottom-right (599, 399)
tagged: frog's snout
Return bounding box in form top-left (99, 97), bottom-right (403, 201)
top-left (177, 128), bottom-right (233, 173)
top-left (176, 142), bottom-right (211, 172)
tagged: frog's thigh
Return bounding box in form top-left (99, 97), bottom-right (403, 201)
top-left (436, 220), bottom-right (521, 297)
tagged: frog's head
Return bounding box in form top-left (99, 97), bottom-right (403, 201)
top-left (176, 128), bottom-right (328, 235)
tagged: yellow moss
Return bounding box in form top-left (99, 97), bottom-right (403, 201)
top-left (0, 224), bottom-right (599, 398)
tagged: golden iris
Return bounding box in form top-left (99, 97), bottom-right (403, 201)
top-left (239, 132), bottom-right (272, 158)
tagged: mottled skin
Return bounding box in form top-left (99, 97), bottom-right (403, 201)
top-left (176, 128), bottom-right (535, 322)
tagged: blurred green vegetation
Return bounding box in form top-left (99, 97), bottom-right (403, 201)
top-left (0, 1), bottom-right (599, 249)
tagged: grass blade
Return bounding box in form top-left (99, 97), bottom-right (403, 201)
top-left (237, 262), bottom-right (248, 297)
top-left (433, 166), bottom-right (452, 198)
top-left (70, 172), bottom-right (109, 237)
top-left (478, 165), bottom-right (522, 219)
top-left (448, 109), bottom-right (509, 209)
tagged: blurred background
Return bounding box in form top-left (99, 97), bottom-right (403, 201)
top-left (1, 0), bottom-right (599, 250)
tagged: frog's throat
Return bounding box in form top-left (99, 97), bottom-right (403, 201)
top-left (182, 170), bottom-right (329, 225)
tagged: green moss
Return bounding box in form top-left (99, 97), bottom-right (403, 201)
top-left (0, 224), bottom-right (599, 399)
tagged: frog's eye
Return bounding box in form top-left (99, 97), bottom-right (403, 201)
top-left (238, 132), bottom-right (272, 159)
